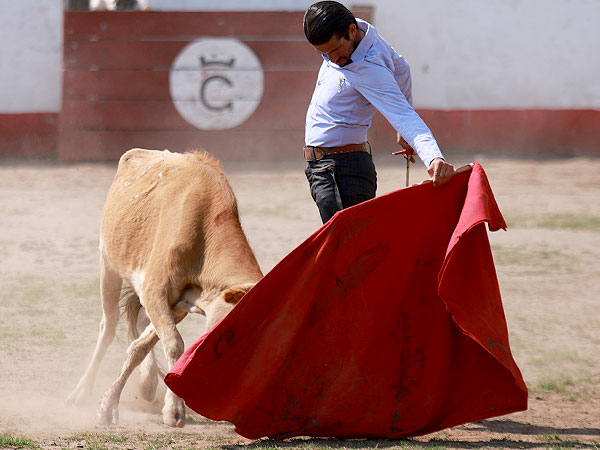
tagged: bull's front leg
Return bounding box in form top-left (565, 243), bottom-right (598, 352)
top-left (97, 325), bottom-right (159, 425)
top-left (158, 326), bottom-right (187, 427)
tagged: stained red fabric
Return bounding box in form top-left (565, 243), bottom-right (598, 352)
top-left (165, 162), bottom-right (527, 439)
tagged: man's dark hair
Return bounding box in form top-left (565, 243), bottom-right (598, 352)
top-left (303, 1), bottom-right (357, 46)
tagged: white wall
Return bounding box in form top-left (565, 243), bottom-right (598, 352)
top-left (0, 0), bottom-right (63, 113)
top-left (149, 0), bottom-right (600, 110)
top-left (374, 0), bottom-right (600, 110)
top-left (1, 0), bottom-right (598, 113)
top-left (147, 0), bottom-right (313, 10)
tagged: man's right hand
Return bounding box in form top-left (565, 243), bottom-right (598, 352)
top-left (428, 158), bottom-right (455, 186)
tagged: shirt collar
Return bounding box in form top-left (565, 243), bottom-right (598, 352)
top-left (321, 18), bottom-right (373, 69)
top-left (348, 19), bottom-right (372, 64)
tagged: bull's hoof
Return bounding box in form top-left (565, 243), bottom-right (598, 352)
top-left (163, 414), bottom-right (186, 428)
top-left (162, 398), bottom-right (186, 428)
top-left (66, 385), bottom-right (91, 406)
top-left (97, 396), bottom-right (119, 426)
top-left (65, 391), bottom-right (79, 406)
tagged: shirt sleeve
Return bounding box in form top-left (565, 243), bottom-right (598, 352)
top-left (393, 55), bottom-right (413, 107)
top-left (354, 62), bottom-right (444, 167)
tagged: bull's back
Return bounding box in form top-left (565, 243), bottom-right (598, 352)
top-left (101, 149), bottom-right (236, 271)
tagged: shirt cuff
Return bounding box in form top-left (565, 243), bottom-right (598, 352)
top-left (413, 134), bottom-right (444, 168)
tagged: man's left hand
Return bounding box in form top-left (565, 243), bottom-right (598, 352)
top-left (428, 158), bottom-right (455, 186)
top-left (396, 133), bottom-right (415, 163)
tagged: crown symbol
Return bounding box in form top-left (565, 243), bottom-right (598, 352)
top-left (200, 56), bottom-right (236, 67)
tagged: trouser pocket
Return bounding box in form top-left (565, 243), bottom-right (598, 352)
top-left (305, 161), bottom-right (343, 223)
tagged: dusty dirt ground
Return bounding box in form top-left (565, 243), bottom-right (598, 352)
top-left (0, 151), bottom-right (598, 449)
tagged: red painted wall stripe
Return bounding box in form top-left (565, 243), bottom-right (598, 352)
top-left (2, 109), bottom-right (597, 160)
top-left (63, 9), bottom-right (372, 41)
top-left (0, 113), bottom-right (58, 157)
top-left (372, 109), bottom-right (600, 154)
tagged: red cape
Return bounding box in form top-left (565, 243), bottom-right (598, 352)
top-left (165, 162), bottom-right (528, 439)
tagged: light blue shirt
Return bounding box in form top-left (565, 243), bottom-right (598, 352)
top-left (305, 19), bottom-right (444, 167)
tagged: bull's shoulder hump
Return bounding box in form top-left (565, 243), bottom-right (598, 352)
top-left (113, 149), bottom-right (227, 192)
top-left (118, 149), bottom-right (220, 170)
top-left (118, 148), bottom-right (175, 169)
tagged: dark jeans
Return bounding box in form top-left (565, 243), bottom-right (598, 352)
top-left (305, 150), bottom-right (377, 223)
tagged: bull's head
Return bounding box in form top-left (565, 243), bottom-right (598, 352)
top-left (172, 283), bottom-right (256, 331)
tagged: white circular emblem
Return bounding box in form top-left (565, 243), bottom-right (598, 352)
top-left (169, 38), bottom-right (264, 130)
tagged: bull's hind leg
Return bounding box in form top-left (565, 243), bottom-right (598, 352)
top-left (96, 287), bottom-right (187, 427)
top-left (136, 309), bottom-right (160, 402)
top-left (67, 257), bottom-right (122, 405)
top-left (96, 323), bottom-right (160, 425)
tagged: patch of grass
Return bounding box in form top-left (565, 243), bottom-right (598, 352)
top-left (66, 278), bottom-right (100, 300)
top-left (0, 275), bottom-right (55, 308)
top-left (557, 438), bottom-right (597, 449)
top-left (19, 280), bottom-right (49, 303)
top-left (530, 349), bottom-right (586, 367)
top-left (0, 433), bottom-right (38, 448)
top-left (185, 413), bottom-right (205, 424)
top-left (18, 240), bottom-right (55, 253)
top-left (3, 274), bottom-right (98, 309)
top-left (543, 441), bottom-right (591, 450)
top-left (537, 213), bottom-right (600, 231)
top-left (28, 307), bottom-right (58, 317)
top-left (0, 329), bottom-right (22, 340)
top-left (100, 434), bottom-right (129, 443)
top-left (29, 327), bottom-right (66, 341)
top-left (65, 431), bottom-right (128, 442)
top-left (506, 212), bottom-right (600, 231)
top-left (63, 432), bottom-right (130, 450)
top-left (533, 376), bottom-right (575, 394)
top-left (0, 275), bottom-right (102, 330)
top-left (492, 245), bottom-right (573, 275)
top-left (0, 239), bottom-right (16, 256)
top-left (542, 433), bottom-right (564, 442)
top-left (137, 432), bottom-right (186, 450)
top-left (4, 207), bottom-right (30, 216)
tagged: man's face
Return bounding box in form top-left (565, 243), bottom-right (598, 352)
top-left (313, 24), bottom-right (357, 67)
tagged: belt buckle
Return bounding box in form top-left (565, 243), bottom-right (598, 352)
top-left (313, 147), bottom-right (325, 161)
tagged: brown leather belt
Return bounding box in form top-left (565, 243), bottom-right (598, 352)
top-left (304, 142), bottom-right (369, 162)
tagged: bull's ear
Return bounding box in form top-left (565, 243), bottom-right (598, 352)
top-left (222, 288), bottom-right (247, 304)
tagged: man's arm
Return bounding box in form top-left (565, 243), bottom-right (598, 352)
top-left (355, 65), bottom-right (441, 165)
top-left (356, 65), bottom-right (454, 185)
top-left (391, 62), bottom-right (455, 185)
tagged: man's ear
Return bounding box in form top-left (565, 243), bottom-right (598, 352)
top-left (348, 23), bottom-right (357, 40)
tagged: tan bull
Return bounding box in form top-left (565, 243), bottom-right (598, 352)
top-left (67, 149), bottom-right (263, 427)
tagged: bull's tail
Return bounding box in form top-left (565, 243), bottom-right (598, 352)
top-left (120, 286), bottom-right (143, 341)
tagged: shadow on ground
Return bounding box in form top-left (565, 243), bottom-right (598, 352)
top-left (222, 419), bottom-right (600, 449)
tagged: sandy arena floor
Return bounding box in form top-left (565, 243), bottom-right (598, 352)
top-left (0, 152), bottom-right (598, 449)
